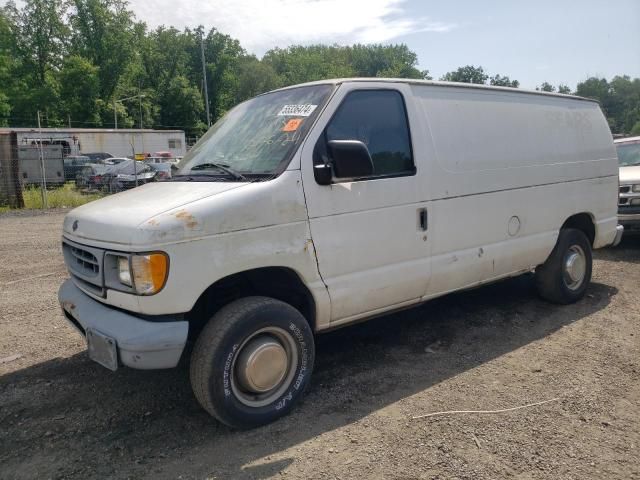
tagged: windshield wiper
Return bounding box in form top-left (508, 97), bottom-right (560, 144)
top-left (169, 174), bottom-right (232, 182)
top-left (190, 162), bottom-right (247, 181)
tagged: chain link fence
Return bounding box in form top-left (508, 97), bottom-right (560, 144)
top-left (0, 143), bottom-right (106, 210)
top-left (0, 132), bottom-right (187, 211)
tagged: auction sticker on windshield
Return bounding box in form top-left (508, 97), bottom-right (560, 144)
top-left (278, 104), bottom-right (317, 116)
top-left (282, 118), bottom-right (303, 132)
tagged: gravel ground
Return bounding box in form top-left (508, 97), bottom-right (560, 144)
top-left (0, 210), bottom-right (639, 480)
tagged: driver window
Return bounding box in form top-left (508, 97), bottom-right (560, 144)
top-left (319, 89), bottom-right (414, 178)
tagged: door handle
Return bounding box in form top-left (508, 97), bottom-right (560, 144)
top-left (419, 208), bottom-right (428, 231)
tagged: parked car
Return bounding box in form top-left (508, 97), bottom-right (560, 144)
top-left (153, 151), bottom-right (173, 158)
top-left (59, 79), bottom-right (622, 429)
top-left (103, 157), bottom-right (129, 165)
top-left (148, 162), bottom-right (172, 180)
top-left (103, 159), bottom-right (156, 192)
top-left (144, 156), bottom-right (169, 164)
top-left (83, 152), bottom-right (114, 162)
top-left (146, 156), bottom-right (179, 166)
top-left (615, 136), bottom-right (640, 234)
top-left (63, 155), bottom-right (91, 181)
top-left (75, 163), bottom-right (109, 189)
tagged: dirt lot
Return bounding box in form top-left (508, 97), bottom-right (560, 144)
top-left (0, 210), bottom-right (639, 480)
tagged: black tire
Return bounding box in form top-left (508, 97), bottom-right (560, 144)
top-left (535, 228), bottom-right (592, 304)
top-left (190, 296), bottom-right (315, 429)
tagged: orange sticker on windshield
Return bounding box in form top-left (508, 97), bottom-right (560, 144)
top-left (282, 118), bottom-right (303, 132)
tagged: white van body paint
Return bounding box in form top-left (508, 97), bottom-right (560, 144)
top-left (59, 78), bottom-right (620, 369)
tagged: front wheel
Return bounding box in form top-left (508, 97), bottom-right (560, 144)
top-left (535, 228), bottom-right (592, 304)
top-left (190, 296), bottom-right (315, 428)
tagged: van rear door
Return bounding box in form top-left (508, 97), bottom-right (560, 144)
top-left (300, 82), bottom-right (431, 323)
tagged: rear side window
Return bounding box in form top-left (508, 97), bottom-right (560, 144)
top-left (319, 89), bottom-right (414, 179)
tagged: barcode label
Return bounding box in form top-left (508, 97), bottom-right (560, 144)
top-left (277, 104), bottom-right (318, 117)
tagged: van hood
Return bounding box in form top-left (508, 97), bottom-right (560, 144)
top-left (619, 165), bottom-right (640, 184)
top-left (63, 181), bottom-right (247, 245)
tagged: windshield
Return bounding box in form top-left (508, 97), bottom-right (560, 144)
top-left (617, 141), bottom-right (640, 167)
top-left (176, 84), bottom-right (334, 180)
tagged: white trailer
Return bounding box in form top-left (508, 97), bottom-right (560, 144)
top-left (11, 128), bottom-right (186, 158)
top-left (17, 144), bottom-right (65, 186)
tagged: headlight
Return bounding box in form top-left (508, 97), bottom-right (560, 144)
top-left (118, 256), bottom-right (132, 286)
top-left (633, 185), bottom-right (640, 193)
top-left (117, 253), bottom-right (168, 295)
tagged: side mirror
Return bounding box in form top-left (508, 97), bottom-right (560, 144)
top-left (328, 140), bottom-right (374, 179)
top-left (314, 163), bottom-right (332, 185)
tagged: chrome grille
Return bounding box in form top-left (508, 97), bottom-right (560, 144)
top-left (619, 184), bottom-right (639, 207)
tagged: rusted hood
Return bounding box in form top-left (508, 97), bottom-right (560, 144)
top-left (62, 181), bottom-right (247, 245)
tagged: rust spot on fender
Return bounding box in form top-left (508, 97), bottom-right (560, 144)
top-left (304, 239), bottom-right (313, 253)
top-left (147, 218), bottom-right (159, 226)
top-left (61, 301), bottom-right (76, 311)
top-left (174, 209), bottom-right (199, 230)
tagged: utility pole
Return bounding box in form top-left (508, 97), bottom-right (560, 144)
top-left (37, 111), bottom-right (48, 209)
top-left (114, 98), bottom-right (118, 129)
top-left (200, 32), bottom-right (211, 127)
top-left (139, 84), bottom-right (143, 129)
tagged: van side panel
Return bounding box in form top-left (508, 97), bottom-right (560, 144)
top-left (410, 85), bottom-right (618, 298)
top-left (424, 175), bottom-right (617, 296)
top-left (412, 85), bottom-right (617, 199)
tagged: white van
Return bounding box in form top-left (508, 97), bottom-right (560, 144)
top-left (59, 79), bottom-right (623, 428)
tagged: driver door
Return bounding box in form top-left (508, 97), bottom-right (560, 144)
top-left (300, 82), bottom-right (431, 324)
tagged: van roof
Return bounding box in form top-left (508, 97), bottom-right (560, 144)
top-left (269, 78), bottom-right (597, 103)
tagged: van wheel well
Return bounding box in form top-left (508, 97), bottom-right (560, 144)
top-left (187, 267), bottom-right (316, 337)
top-left (561, 213), bottom-right (595, 246)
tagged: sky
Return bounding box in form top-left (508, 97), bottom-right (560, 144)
top-left (5, 0), bottom-right (640, 89)
top-left (124, 0), bottom-right (639, 89)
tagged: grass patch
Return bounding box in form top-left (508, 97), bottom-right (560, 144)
top-left (18, 183), bottom-right (104, 209)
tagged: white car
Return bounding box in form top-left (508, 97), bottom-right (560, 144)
top-left (59, 79), bottom-right (622, 428)
top-left (615, 136), bottom-right (640, 234)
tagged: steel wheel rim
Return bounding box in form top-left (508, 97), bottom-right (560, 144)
top-left (230, 326), bottom-right (298, 408)
top-left (563, 244), bottom-right (586, 290)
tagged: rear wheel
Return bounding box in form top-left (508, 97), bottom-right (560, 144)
top-left (535, 228), bottom-right (592, 304)
top-left (190, 296), bottom-right (315, 428)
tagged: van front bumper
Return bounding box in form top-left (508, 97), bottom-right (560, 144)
top-left (611, 224), bottom-right (625, 246)
top-left (58, 279), bottom-right (188, 370)
top-left (619, 213), bottom-right (640, 234)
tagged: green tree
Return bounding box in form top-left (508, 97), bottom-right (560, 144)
top-left (232, 56), bottom-right (281, 104)
top-left (558, 84), bottom-right (571, 94)
top-left (0, 9), bottom-right (16, 125)
top-left (263, 45), bottom-right (355, 86)
top-left (4, 0), bottom-right (67, 125)
top-left (158, 75), bottom-right (206, 133)
top-left (575, 76), bottom-right (640, 133)
top-left (58, 55), bottom-right (101, 126)
top-left (69, 0), bottom-right (136, 102)
top-left (538, 82), bottom-right (556, 92)
top-left (349, 44), bottom-right (429, 79)
top-left (441, 65), bottom-right (488, 84)
top-left (5, 0), bottom-right (67, 84)
top-left (199, 27), bottom-right (246, 121)
top-left (576, 77), bottom-right (615, 128)
top-left (608, 75), bottom-right (640, 133)
top-left (489, 74), bottom-right (519, 88)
